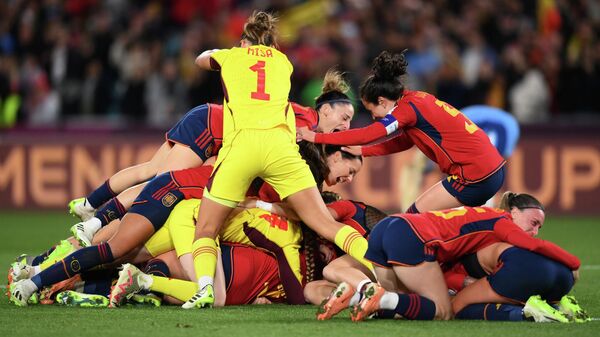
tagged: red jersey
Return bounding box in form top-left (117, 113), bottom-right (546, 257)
top-left (170, 165), bottom-right (213, 200)
top-left (327, 200), bottom-right (369, 237)
top-left (207, 103), bottom-right (224, 151)
top-left (291, 102), bottom-right (319, 130)
top-left (314, 90), bottom-right (505, 182)
top-left (393, 207), bottom-right (580, 269)
top-left (222, 244), bottom-right (284, 305)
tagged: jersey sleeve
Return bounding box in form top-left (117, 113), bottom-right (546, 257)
top-left (493, 218), bottom-right (581, 270)
top-left (443, 263), bottom-right (469, 293)
top-left (361, 132), bottom-right (414, 157)
top-left (313, 121), bottom-right (388, 145)
top-left (327, 200), bottom-right (357, 221)
top-left (209, 49), bottom-right (231, 69)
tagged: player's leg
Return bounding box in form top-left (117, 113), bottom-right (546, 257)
top-left (410, 180), bottom-right (462, 213)
top-left (305, 280), bottom-right (337, 305)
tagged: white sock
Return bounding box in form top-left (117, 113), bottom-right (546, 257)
top-left (349, 291), bottom-right (361, 307)
top-left (356, 279), bottom-right (372, 292)
top-left (22, 279), bottom-right (39, 294)
top-left (32, 265), bottom-right (41, 276)
top-left (85, 217), bottom-right (102, 233)
top-left (197, 276), bottom-right (213, 290)
top-left (139, 273), bottom-right (153, 290)
top-left (379, 291), bottom-right (399, 310)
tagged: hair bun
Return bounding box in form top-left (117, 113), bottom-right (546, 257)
top-left (372, 50), bottom-right (408, 81)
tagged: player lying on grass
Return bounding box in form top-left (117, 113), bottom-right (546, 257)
top-left (298, 51), bottom-right (506, 214)
top-left (346, 193), bottom-right (580, 322)
top-left (8, 143), bottom-right (363, 306)
top-left (69, 69), bottom-right (355, 246)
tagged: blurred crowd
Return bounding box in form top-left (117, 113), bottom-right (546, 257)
top-left (0, 0), bottom-right (599, 129)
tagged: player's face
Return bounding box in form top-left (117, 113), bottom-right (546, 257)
top-left (325, 152), bottom-right (363, 186)
top-left (511, 207), bottom-right (545, 237)
top-left (319, 103), bottom-right (354, 132)
top-left (361, 97), bottom-right (395, 119)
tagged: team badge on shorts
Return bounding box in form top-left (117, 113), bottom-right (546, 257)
top-left (162, 192), bottom-right (178, 207)
top-left (70, 259), bottom-right (81, 273)
top-left (205, 143), bottom-right (214, 158)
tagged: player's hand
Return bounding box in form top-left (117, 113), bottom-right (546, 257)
top-left (297, 127), bottom-right (316, 142)
top-left (252, 297), bottom-right (272, 305)
top-left (572, 269), bottom-right (580, 283)
top-left (341, 146), bottom-right (362, 156)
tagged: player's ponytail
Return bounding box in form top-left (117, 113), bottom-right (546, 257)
top-left (499, 191), bottom-right (545, 212)
top-left (360, 50), bottom-right (408, 104)
top-left (315, 69), bottom-right (353, 111)
top-left (242, 11), bottom-right (278, 47)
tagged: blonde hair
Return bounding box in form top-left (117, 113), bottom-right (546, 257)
top-left (242, 11), bottom-right (278, 47)
top-left (321, 69), bottom-right (350, 95)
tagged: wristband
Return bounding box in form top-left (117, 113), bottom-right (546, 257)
top-left (256, 200), bottom-right (274, 213)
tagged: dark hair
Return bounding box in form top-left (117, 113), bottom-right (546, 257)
top-left (297, 142), bottom-right (363, 191)
top-left (321, 191), bottom-right (342, 204)
top-left (242, 11), bottom-right (278, 47)
top-left (315, 69), bottom-right (352, 111)
top-left (359, 50), bottom-right (408, 104)
top-left (499, 191), bottom-right (545, 212)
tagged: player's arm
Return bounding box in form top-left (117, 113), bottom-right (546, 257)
top-left (442, 262), bottom-right (470, 294)
top-left (196, 48), bottom-right (230, 71)
top-left (494, 218), bottom-right (581, 269)
top-left (361, 132), bottom-right (414, 157)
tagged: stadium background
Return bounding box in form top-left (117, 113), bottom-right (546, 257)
top-left (1, 0), bottom-right (599, 214)
top-left (0, 1), bottom-right (599, 335)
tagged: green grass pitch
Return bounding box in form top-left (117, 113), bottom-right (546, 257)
top-left (0, 211), bottom-right (599, 337)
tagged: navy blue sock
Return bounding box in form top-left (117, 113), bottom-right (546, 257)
top-left (456, 303), bottom-right (524, 321)
top-left (31, 246), bottom-right (57, 266)
top-left (82, 269), bottom-right (117, 297)
top-left (144, 259), bottom-right (171, 277)
top-left (394, 293), bottom-right (436, 320)
top-left (375, 309), bottom-right (397, 319)
top-left (96, 198), bottom-right (127, 227)
top-left (87, 180), bottom-right (117, 209)
top-left (31, 242), bottom-right (114, 290)
top-left (406, 203), bottom-right (420, 214)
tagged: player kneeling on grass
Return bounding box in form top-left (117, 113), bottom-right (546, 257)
top-left (345, 193), bottom-right (581, 322)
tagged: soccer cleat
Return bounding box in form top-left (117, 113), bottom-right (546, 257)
top-left (523, 295), bottom-right (570, 323)
top-left (558, 295), bottom-right (591, 323)
top-left (56, 291), bottom-right (109, 307)
top-left (70, 222), bottom-right (94, 247)
top-left (9, 256), bottom-right (34, 283)
top-left (182, 284), bottom-right (215, 309)
top-left (317, 282), bottom-right (356, 320)
top-left (130, 293), bottom-right (162, 307)
top-left (9, 280), bottom-right (35, 307)
top-left (350, 283), bottom-right (385, 322)
top-left (69, 197), bottom-right (96, 221)
top-left (109, 264), bottom-right (151, 307)
top-left (39, 275), bottom-right (82, 305)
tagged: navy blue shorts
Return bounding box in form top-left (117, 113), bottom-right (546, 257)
top-left (129, 172), bottom-right (184, 231)
top-left (442, 166), bottom-right (505, 206)
top-left (488, 247), bottom-right (574, 303)
top-left (166, 104), bottom-right (218, 161)
top-left (365, 217), bottom-right (436, 267)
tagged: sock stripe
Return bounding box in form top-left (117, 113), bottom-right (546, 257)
top-left (151, 181), bottom-right (177, 200)
top-left (343, 232), bottom-right (362, 252)
top-left (115, 199), bottom-right (126, 215)
top-left (413, 294), bottom-right (421, 319)
top-left (61, 259), bottom-right (72, 279)
top-left (192, 247), bottom-right (218, 260)
top-left (105, 180), bottom-right (117, 197)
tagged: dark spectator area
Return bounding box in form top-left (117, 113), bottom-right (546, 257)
top-left (1, 0), bottom-right (599, 129)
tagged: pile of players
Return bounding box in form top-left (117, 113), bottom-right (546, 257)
top-left (7, 11), bottom-right (590, 323)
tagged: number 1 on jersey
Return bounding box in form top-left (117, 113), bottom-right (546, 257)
top-left (249, 61), bottom-right (270, 101)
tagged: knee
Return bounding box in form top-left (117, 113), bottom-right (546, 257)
top-left (322, 264), bottom-right (336, 282)
top-left (138, 161), bottom-right (157, 181)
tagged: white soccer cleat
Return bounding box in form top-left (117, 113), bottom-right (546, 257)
top-left (182, 284), bottom-right (214, 309)
top-left (70, 222), bottom-right (95, 247)
top-left (68, 198), bottom-right (96, 221)
top-left (9, 280), bottom-right (36, 307)
top-left (109, 264), bottom-right (151, 308)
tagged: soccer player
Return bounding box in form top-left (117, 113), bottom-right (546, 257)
top-left (184, 11), bottom-right (370, 309)
top-left (349, 198), bottom-right (580, 321)
top-left (298, 51), bottom-right (506, 213)
top-left (69, 69), bottom-right (354, 247)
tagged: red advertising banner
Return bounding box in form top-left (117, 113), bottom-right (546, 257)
top-left (1, 128), bottom-right (599, 214)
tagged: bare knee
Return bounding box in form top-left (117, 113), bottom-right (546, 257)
top-left (322, 264), bottom-right (336, 282)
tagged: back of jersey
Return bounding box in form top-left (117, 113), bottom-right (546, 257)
top-left (210, 45), bottom-right (294, 135)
